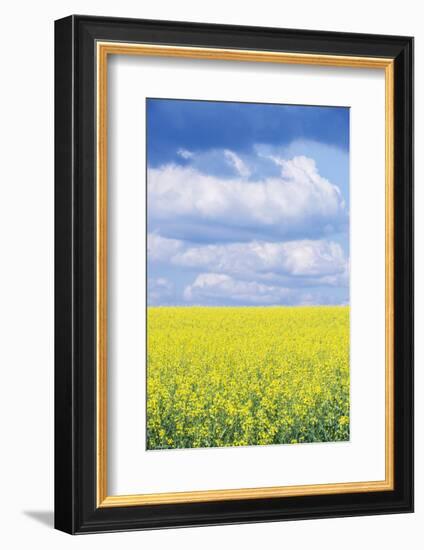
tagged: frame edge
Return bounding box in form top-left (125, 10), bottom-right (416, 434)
top-left (54, 15), bottom-right (414, 533)
top-left (54, 14), bottom-right (77, 535)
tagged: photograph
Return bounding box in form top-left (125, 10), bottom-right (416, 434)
top-left (52, 14), bottom-right (413, 534)
top-left (146, 98), bottom-right (351, 450)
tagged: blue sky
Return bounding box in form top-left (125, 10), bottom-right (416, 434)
top-left (147, 98), bottom-right (349, 306)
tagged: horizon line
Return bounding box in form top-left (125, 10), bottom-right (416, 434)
top-left (146, 304), bottom-right (350, 308)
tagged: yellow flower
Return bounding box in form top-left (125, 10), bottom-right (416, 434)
top-left (146, 305), bottom-right (350, 449)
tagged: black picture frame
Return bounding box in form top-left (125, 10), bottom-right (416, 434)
top-left (55, 14), bottom-right (414, 534)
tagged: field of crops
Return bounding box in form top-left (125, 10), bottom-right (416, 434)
top-left (146, 306), bottom-right (350, 450)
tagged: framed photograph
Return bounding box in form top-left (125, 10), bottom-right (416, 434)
top-left (54, 15), bottom-right (413, 534)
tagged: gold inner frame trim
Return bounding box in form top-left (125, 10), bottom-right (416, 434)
top-left (96, 41), bottom-right (395, 508)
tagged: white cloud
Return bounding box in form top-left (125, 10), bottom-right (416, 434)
top-left (184, 273), bottom-right (292, 305)
top-left (270, 239), bottom-right (346, 276)
top-left (223, 149), bottom-right (250, 177)
top-left (314, 259), bottom-right (350, 287)
top-left (147, 233), bottom-right (183, 262)
top-left (177, 148), bottom-right (194, 159)
top-left (183, 273), bottom-right (347, 306)
top-left (149, 234), bottom-right (347, 280)
top-left (148, 155), bottom-right (346, 241)
top-left (148, 277), bottom-right (174, 304)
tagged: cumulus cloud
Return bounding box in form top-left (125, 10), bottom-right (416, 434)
top-left (147, 155), bottom-right (346, 242)
top-left (177, 148), bottom-right (194, 159)
top-left (173, 239), bottom-right (346, 278)
top-left (315, 259), bottom-right (349, 287)
top-left (223, 149), bottom-right (251, 177)
top-left (148, 277), bottom-right (174, 305)
top-left (183, 273), bottom-right (292, 305)
top-left (147, 148), bottom-right (349, 305)
top-left (183, 273), bottom-right (348, 306)
top-left (148, 233), bottom-right (348, 284)
top-left (255, 140), bottom-right (349, 205)
top-left (147, 233), bottom-right (183, 262)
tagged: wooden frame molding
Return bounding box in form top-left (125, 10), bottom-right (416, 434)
top-left (96, 41), bottom-right (395, 508)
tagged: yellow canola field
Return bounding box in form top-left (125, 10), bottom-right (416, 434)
top-left (147, 306), bottom-right (349, 450)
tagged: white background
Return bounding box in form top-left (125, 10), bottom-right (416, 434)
top-left (108, 57), bottom-right (386, 495)
top-left (0, 1), bottom-right (421, 548)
